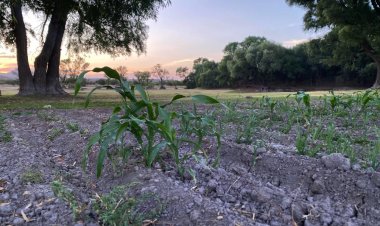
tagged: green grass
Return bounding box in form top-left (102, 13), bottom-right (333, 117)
top-left (21, 169), bottom-right (44, 184)
top-left (0, 84), bottom-right (361, 110)
top-left (0, 115), bottom-right (12, 142)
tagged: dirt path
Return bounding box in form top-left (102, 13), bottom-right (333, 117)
top-left (1, 109), bottom-right (380, 225)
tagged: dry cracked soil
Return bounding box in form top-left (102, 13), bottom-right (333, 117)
top-left (1, 109), bottom-right (380, 226)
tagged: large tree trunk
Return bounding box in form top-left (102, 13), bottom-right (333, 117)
top-left (46, 14), bottom-right (68, 95)
top-left (33, 7), bottom-right (62, 94)
top-left (11, 2), bottom-right (35, 95)
top-left (362, 42), bottom-right (380, 88)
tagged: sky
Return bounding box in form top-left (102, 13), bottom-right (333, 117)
top-left (0, 0), bottom-right (325, 79)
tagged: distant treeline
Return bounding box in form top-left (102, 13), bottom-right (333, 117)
top-left (184, 36), bottom-right (376, 89)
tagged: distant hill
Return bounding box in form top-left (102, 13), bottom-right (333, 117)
top-left (0, 73), bottom-right (18, 80)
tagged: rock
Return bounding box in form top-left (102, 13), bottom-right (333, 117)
top-left (0, 203), bottom-right (13, 215)
top-left (12, 217), bottom-right (24, 225)
top-left (345, 221), bottom-right (359, 226)
top-left (371, 172), bottom-right (380, 188)
top-left (280, 197), bottom-right (292, 210)
top-left (207, 179), bottom-right (218, 191)
top-left (256, 147), bottom-right (267, 155)
top-left (230, 163), bottom-right (248, 176)
top-left (304, 219), bottom-right (322, 226)
top-left (251, 187), bottom-right (272, 203)
top-left (352, 163), bottom-right (361, 171)
top-left (320, 213), bottom-right (332, 224)
top-left (189, 209), bottom-right (201, 222)
top-left (194, 196), bottom-right (202, 206)
top-left (0, 193), bottom-right (10, 201)
top-left (321, 153), bottom-right (351, 170)
top-left (291, 203), bottom-right (306, 224)
top-left (310, 180), bottom-right (325, 194)
top-left (355, 179), bottom-right (367, 189)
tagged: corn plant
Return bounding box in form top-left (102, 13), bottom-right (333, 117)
top-left (75, 67), bottom-right (224, 177)
top-left (367, 128), bottom-right (380, 169)
top-left (235, 113), bottom-right (257, 144)
top-left (295, 128), bottom-right (307, 155)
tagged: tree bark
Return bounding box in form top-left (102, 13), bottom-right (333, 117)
top-left (33, 7), bottom-right (61, 94)
top-left (11, 2), bottom-right (35, 95)
top-left (362, 42), bottom-right (380, 88)
top-left (46, 14), bottom-right (68, 95)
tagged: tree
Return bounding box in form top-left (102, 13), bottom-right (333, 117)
top-left (0, 0), bottom-right (170, 95)
top-left (116, 66), bottom-right (128, 80)
top-left (152, 64), bottom-right (168, 89)
top-left (59, 57), bottom-right (90, 84)
top-left (175, 66), bottom-right (188, 89)
top-left (286, 0), bottom-right (380, 88)
top-left (176, 66), bottom-right (189, 79)
top-left (134, 71), bottom-right (151, 87)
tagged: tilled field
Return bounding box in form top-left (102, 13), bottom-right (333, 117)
top-left (1, 108), bottom-right (380, 226)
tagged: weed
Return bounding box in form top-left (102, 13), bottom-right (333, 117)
top-left (51, 181), bottom-right (82, 219)
top-left (0, 115), bottom-right (12, 142)
top-left (21, 170), bottom-right (44, 184)
top-left (37, 110), bottom-right (58, 121)
top-left (48, 128), bottom-right (64, 141)
top-left (94, 185), bottom-right (163, 226)
top-left (66, 122), bottom-right (80, 132)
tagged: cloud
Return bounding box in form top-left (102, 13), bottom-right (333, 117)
top-left (163, 58), bottom-right (194, 67)
top-left (282, 39), bottom-right (309, 48)
top-left (0, 55), bottom-right (16, 59)
top-left (0, 63), bottom-right (18, 74)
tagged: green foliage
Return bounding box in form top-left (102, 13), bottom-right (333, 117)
top-left (21, 169), bottom-right (44, 184)
top-left (48, 128), bottom-right (64, 141)
top-left (76, 67), bottom-right (223, 177)
top-left (295, 129), bottom-right (307, 155)
top-left (134, 71), bottom-right (151, 87)
top-left (51, 181), bottom-right (82, 218)
top-left (287, 0), bottom-right (380, 87)
top-left (0, 115), bottom-right (12, 142)
top-left (94, 185), bottom-right (163, 226)
top-left (66, 122), bottom-right (80, 133)
top-left (184, 33), bottom-right (377, 89)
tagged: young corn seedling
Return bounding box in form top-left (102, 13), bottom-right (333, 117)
top-left (75, 67), bottom-right (224, 177)
top-left (367, 128), bottom-right (380, 170)
top-left (295, 128), bottom-right (308, 155)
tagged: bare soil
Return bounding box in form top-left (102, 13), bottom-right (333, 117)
top-left (1, 108), bottom-right (380, 226)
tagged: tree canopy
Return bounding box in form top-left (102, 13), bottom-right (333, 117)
top-left (0, 0), bottom-right (170, 95)
top-left (183, 35), bottom-right (375, 89)
top-left (286, 0), bottom-right (380, 88)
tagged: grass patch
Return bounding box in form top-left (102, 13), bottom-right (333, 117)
top-left (21, 170), bottom-right (44, 184)
top-left (66, 122), bottom-right (80, 132)
top-left (94, 185), bottom-right (164, 226)
top-left (48, 128), bottom-right (64, 141)
top-left (0, 115), bottom-right (12, 142)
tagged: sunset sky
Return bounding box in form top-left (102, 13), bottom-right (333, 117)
top-left (0, 0), bottom-right (325, 79)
